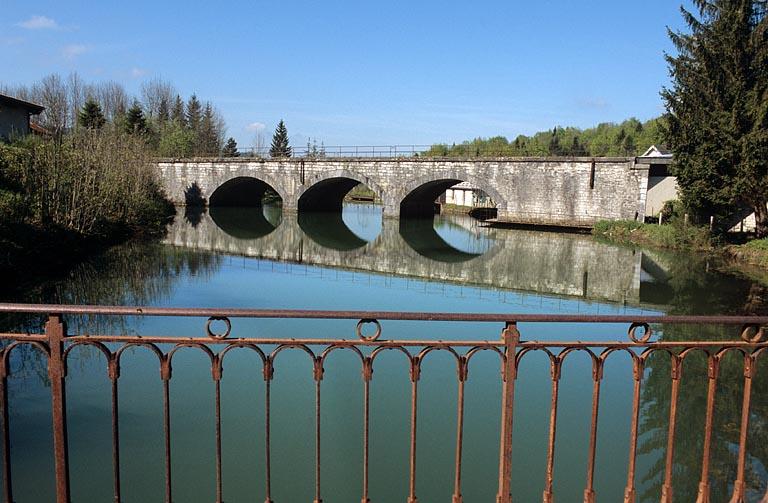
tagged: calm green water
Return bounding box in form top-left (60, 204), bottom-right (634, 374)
top-left (2, 203), bottom-right (767, 502)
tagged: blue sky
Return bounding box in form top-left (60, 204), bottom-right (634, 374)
top-left (1, 1), bottom-right (691, 147)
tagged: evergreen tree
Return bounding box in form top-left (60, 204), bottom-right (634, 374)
top-left (123, 101), bottom-right (147, 135)
top-left (186, 94), bottom-right (202, 133)
top-left (157, 97), bottom-right (170, 125)
top-left (171, 95), bottom-right (185, 124)
top-left (77, 98), bottom-right (106, 130)
top-left (222, 137), bottom-right (239, 157)
top-left (570, 136), bottom-right (587, 156)
top-left (621, 134), bottom-right (636, 156)
top-left (199, 103), bottom-right (221, 155)
top-left (662, 0), bottom-right (768, 236)
top-left (269, 120), bottom-right (292, 158)
top-left (548, 128), bottom-right (562, 155)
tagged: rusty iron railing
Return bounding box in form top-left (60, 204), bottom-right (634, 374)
top-left (0, 304), bottom-right (767, 503)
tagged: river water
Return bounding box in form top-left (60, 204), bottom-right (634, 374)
top-left (2, 203), bottom-right (767, 502)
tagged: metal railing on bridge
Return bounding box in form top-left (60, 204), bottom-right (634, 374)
top-left (236, 145), bottom-right (433, 159)
top-left (0, 304), bottom-right (766, 503)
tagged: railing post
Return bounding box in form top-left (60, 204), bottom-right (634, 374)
top-left (496, 322), bottom-right (520, 503)
top-left (46, 314), bottom-right (70, 503)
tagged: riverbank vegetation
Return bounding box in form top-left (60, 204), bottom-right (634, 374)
top-left (0, 73), bottom-right (246, 290)
top-left (0, 125), bottom-right (174, 290)
top-left (420, 117), bottom-right (665, 158)
top-left (593, 219), bottom-right (714, 252)
top-left (593, 218), bottom-right (768, 271)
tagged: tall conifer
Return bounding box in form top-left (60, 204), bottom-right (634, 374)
top-left (662, 0), bottom-right (768, 235)
top-left (269, 120), bottom-right (292, 158)
top-left (77, 98), bottom-right (106, 130)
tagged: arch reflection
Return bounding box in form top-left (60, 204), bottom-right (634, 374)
top-left (398, 216), bottom-right (492, 263)
top-left (209, 206), bottom-right (280, 239)
top-left (297, 211), bottom-right (368, 251)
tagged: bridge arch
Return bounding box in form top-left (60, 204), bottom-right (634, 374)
top-left (297, 169), bottom-right (385, 213)
top-left (208, 174), bottom-right (288, 207)
top-left (391, 172), bottom-right (507, 218)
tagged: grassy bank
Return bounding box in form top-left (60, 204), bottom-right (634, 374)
top-left (593, 220), bottom-right (768, 270)
top-left (592, 220), bottom-right (714, 251)
top-left (0, 128), bottom-right (174, 294)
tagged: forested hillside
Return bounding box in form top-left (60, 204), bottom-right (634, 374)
top-left (422, 117), bottom-right (665, 157)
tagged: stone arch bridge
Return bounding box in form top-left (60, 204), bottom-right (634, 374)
top-left (157, 157), bottom-right (651, 226)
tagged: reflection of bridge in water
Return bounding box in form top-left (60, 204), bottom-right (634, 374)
top-left (165, 206), bottom-right (671, 306)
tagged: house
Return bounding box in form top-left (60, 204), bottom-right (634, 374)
top-left (439, 182), bottom-right (493, 208)
top-left (637, 145), bottom-right (677, 218)
top-left (0, 93), bottom-right (46, 142)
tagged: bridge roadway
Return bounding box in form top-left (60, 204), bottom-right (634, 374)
top-left (164, 207), bottom-right (655, 305)
top-left (157, 157), bottom-right (651, 227)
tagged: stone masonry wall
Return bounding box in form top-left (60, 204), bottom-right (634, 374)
top-left (157, 158), bottom-right (650, 226)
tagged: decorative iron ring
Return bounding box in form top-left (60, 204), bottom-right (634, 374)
top-left (740, 324), bottom-right (765, 343)
top-left (628, 322), bottom-right (652, 343)
top-left (206, 316), bottom-right (232, 339)
top-left (356, 319), bottom-right (382, 342)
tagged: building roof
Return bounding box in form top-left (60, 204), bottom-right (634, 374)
top-left (640, 145), bottom-right (672, 158)
top-left (29, 122), bottom-right (51, 135)
top-left (0, 93), bottom-right (45, 114)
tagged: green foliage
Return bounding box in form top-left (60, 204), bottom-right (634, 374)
top-left (77, 98), bottom-right (106, 130)
top-left (745, 238), bottom-right (768, 251)
top-left (171, 95), bottom-right (185, 124)
top-left (198, 103), bottom-right (222, 155)
top-left (157, 122), bottom-right (196, 158)
top-left (421, 117), bottom-right (666, 158)
top-left (222, 137), bottom-right (239, 157)
top-left (662, 0), bottom-right (768, 236)
top-left (269, 120), bottom-right (292, 158)
top-left (593, 218), bottom-right (713, 251)
top-left (0, 126), bottom-right (171, 236)
top-left (185, 94), bottom-right (202, 132)
top-left (123, 101), bottom-right (148, 135)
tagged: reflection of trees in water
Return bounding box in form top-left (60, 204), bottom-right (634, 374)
top-left (639, 326), bottom-right (768, 501)
top-left (0, 243), bottom-right (222, 383)
top-left (637, 254), bottom-right (768, 501)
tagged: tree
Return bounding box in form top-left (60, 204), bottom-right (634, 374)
top-left (124, 101), bottom-right (148, 135)
top-left (171, 95), bottom-right (185, 125)
top-left (77, 98), bottom-right (106, 130)
top-left (222, 137), bottom-right (239, 157)
top-left (186, 94), bottom-right (202, 133)
top-left (199, 103), bottom-right (221, 155)
top-left (662, 0), bottom-right (768, 236)
top-left (158, 122), bottom-right (196, 157)
top-left (269, 120), bottom-right (292, 158)
top-left (548, 127), bottom-right (562, 155)
top-left (621, 133), bottom-right (636, 156)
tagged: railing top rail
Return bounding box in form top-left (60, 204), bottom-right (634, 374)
top-left (1, 303), bottom-right (767, 325)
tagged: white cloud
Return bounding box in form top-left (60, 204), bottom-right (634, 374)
top-left (62, 44), bottom-right (88, 59)
top-left (18, 15), bottom-right (58, 30)
top-left (130, 67), bottom-right (147, 78)
top-left (246, 122), bottom-right (266, 132)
